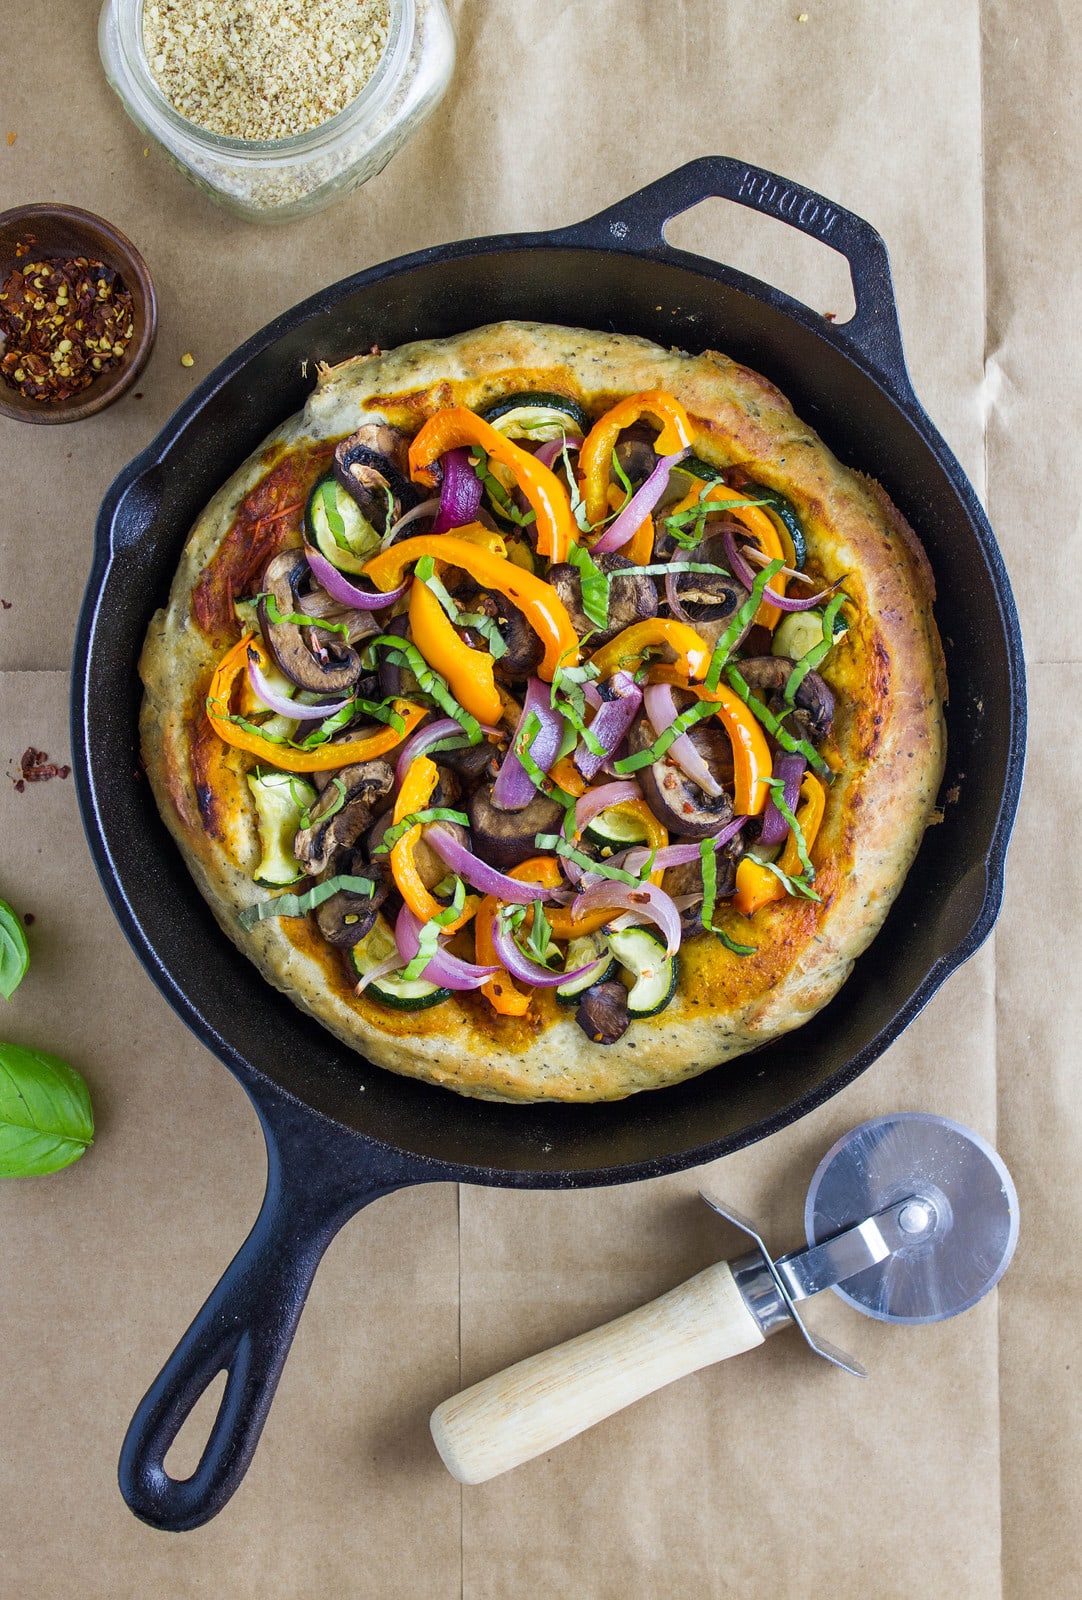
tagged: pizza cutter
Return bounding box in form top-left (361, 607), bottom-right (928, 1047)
top-left (430, 1113), bottom-right (1018, 1483)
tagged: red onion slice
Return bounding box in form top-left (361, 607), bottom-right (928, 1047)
top-left (574, 672), bottom-right (643, 782)
top-left (492, 678), bottom-right (566, 810)
top-left (382, 495), bottom-right (441, 548)
top-left (721, 527), bottom-right (838, 613)
top-left (615, 819), bottom-right (748, 878)
top-left (394, 716), bottom-right (503, 787)
top-left (304, 543), bottom-right (410, 609)
top-left (757, 753), bottom-right (806, 848)
top-left (354, 951), bottom-right (404, 995)
top-left (591, 448), bottom-right (690, 554)
top-left (426, 825), bottom-right (562, 903)
top-left (570, 881), bottom-right (682, 957)
top-left (394, 906), bottom-right (499, 990)
top-left (534, 436), bottom-right (580, 470)
top-left (644, 681), bottom-right (725, 798)
top-left (431, 448), bottom-right (484, 534)
top-left (491, 911), bottom-right (598, 989)
top-left (246, 654), bottom-right (350, 721)
top-left (573, 779), bottom-right (643, 835)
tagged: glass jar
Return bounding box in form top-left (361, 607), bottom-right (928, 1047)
top-left (99, 0), bottom-right (454, 223)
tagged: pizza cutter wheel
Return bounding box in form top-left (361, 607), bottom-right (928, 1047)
top-left (430, 1113), bottom-right (1019, 1483)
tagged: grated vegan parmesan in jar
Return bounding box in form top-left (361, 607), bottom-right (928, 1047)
top-left (143, 0), bottom-right (391, 142)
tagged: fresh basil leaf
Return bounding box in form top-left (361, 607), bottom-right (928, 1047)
top-left (613, 699), bottom-right (717, 774)
top-left (783, 590), bottom-right (850, 709)
top-left (533, 834), bottom-right (640, 886)
top-left (366, 634), bottom-right (482, 743)
top-left (0, 1042), bottom-right (94, 1177)
top-left (416, 555), bottom-right (508, 659)
top-left (299, 775), bottom-right (346, 831)
top-left (567, 541), bottom-right (610, 629)
top-left (704, 560), bottom-right (784, 690)
top-left (257, 592), bottom-right (351, 639)
top-left (764, 778), bottom-right (816, 881)
top-left (724, 664), bottom-right (832, 781)
top-left (320, 479), bottom-right (347, 544)
top-left (401, 918), bottom-right (443, 982)
top-left (374, 807), bottom-right (470, 854)
top-left (0, 900), bottom-right (30, 1001)
top-left (238, 873), bottom-right (375, 929)
top-left (699, 840), bottom-right (719, 932)
top-left (515, 713), bottom-right (577, 809)
top-left (714, 928), bottom-right (757, 956)
top-left (759, 857), bottom-right (821, 902)
top-left (560, 441), bottom-right (594, 533)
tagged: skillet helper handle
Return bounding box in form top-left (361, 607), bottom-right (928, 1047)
top-left (568, 155), bottom-right (912, 397)
top-left (119, 1092), bottom-right (415, 1531)
top-left (430, 1259), bottom-right (764, 1485)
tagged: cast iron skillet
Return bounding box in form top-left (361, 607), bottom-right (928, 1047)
top-left (72, 158), bottom-right (1025, 1531)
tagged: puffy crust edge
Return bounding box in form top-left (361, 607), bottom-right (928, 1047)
top-left (139, 321), bottom-right (946, 1102)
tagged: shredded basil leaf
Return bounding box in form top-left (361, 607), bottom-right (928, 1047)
top-left (704, 560), bottom-right (785, 691)
top-left (239, 873), bottom-right (375, 929)
top-left (725, 664), bottom-right (833, 781)
top-left (610, 446), bottom-right (634, 505)
top-left (783, 591), bottom-right (850, 708)
top-left (515, 713), bottom-right (577, 809)
top-left (567, 540), bottom-right (610, 629)
top-left (414, 554), bottom-right (509, 660)
top-left (699, 840), bottom-right (719, 932)
top-left (715, 928), bottom-right (757, 956)
top-left (299, 775), bottom-right (346, 831)
top-left (758, 857), bottom-right (821, 902)
top-left (400, 877), bottom-right (467, 980)
top-left (561, 440), bottom-right (593, 533)
top-left (661, 486), bottom-right (770, 550)
top-left (533, 834), bottom-right (640, 886)
top-left (374, 807), bottom-right (470, 854)
top-left (764, 778), bottom-right (817, 882)
top-left (257, 592), bottom-right (352, 640)
top-left (366, 634), bottom-right (482, 743)
top-left (469, 446), bottom-right (536, 528)
top-left (319, 479), bottom-right (347, 545)
top-left (524, 900), bottom-right (558, 967)
top-left (612, 698), bottom-right (717, 774)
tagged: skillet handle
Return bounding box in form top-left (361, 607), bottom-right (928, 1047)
top-left (118, 1085), bottom-right (425, 1531)
top-left (560, 156), bottom-right (913, 399)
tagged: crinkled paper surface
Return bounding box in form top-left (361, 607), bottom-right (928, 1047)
top-left (0, 1), bottom-right (1077, 1594)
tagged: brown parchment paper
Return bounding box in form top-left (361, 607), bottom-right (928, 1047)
top-left (0, 0), bottom-right (1077, 1594)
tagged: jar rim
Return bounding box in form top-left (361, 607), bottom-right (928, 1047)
top-left (115, 0), bottom-right (414, 158)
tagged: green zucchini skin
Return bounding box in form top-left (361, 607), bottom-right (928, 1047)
top-left (482, 391), bottom-right (590, 439)
top-left (349, 918), bottom-right (452, 1011)
top-left (676, 460), bottom-right (807, 568)
top-left (555, 935), bottom-right (618, 1004)
top-left (304, 474), bottom-right (381, 573)
top-left (607, 927), bottom-right (678, 1019)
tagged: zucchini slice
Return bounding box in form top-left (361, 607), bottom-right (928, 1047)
top-left (555, 934), bottom-right (617, 1004)
top-left (305, 474), bottom-right (383, 574)
top-left (607, 926), bottom-right (678, 1019)
top-left (773, 607), bottom-right (847, 663)
top-left (583, 806), bottom-right (651, 851)
top-left (247, 771), bottom-right (317, 887)
top-left (483, 391), bottom-right (590, 442)
top-left (349, 916), bottom-right (452, 1011)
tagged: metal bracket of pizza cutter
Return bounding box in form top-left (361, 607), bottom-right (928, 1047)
top-left (429, 1114), bottom-right (1019, 1484)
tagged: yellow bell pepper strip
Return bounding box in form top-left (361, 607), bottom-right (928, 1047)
top-left (732, 771), bottom-right (827, 915)
top-left (578, 390), bottom-right (695, 526)
top-left (475, 856), bottom-right (564, 1016)
top-left (390, 754), bottom-right (479, 934)
top-left (733, 856), bottom-right (784, 916)
top-left (363, 532), bottom-right (579, 680)
top-left (648, 673), bottom-right (773, 816)
top-left (777, 772), bottom-right (826, 877)
top-left (588, 617), bottom-right (712, 683)
top-left (407, 577), bottom-right (503, 726)
top-left (206, 634), bottom-right (426, 773)
top-left (407, 408), bottom-right (577, 563)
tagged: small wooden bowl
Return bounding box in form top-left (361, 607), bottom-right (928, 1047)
top-left (0, 203), bottom-right (157, 424)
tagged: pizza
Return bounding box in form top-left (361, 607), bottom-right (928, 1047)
top-left (138, 321), bottom-right (946, 1102)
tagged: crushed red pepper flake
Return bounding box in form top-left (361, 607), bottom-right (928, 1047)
top-left (0, 598), bottom-right (11, 609)
top-left (0, 250), bottom-right (135, 403)
top-left (15, 747), bottom-right (71, 784)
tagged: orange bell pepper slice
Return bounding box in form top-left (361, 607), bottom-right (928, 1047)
top-left (408, 408), bottom-right (577, 563)
top-left (549, 754), bottom-right (587, 797)
top-left (648, 673), bottom-right (773, 816)
top-left (732, 771), bottom-right (827, 914)
top-left (407, 577), bottom-right (503, 726)
top-left (206, 634), bottom-right (426, 772)
top-left (476, 856), bottom-right (565, 1016)
top-left (389, 754), bottom-right (478, 934)
top-left (363, 532), bottom-right (579, 680)
top-left (578, 390), bottom-right (694, 526)
top-left (588, 617), bottom-right (712, 683)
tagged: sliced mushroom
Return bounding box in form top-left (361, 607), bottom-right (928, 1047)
top-left (628, 712), bottom-right (736, 839)
top-left (735, 655), bottom-right (835, 739)
top-left (258, 550), bottom-right (363, 694)
top-left (575, 981), bottom-right (630, 1045)
top-left (438, 736), bottom-right (504, 785)
top-left (663, 534), bottom-right (745, 646)
top-left (548, 553), bottom-right (658, 647)
top-left (333, 426), bottom-right (419, 536)
top-left (314, 855), bottom-right (390, 948)
top-left (467, 781), bottom-right (565, 870)
top-left (294, 758), bottom-right (395, 875)
top-left (614, 424), bottom-right (660, 486)
top-left (367, 808), bottom-right (469, 891)
top-left (461, 590), bottom-right (544, 679)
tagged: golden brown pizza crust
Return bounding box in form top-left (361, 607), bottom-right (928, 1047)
top-left (139, 321), bottom-right (946, 1102)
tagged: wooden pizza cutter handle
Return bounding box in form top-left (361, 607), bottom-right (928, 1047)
top-left (430, 1260), bottom-right (764, 1484)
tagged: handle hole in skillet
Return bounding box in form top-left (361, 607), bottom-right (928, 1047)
top-left (663, 198), bottom-right (857, 326)
top-left (163, 1369), bottom-right (228, 1482)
